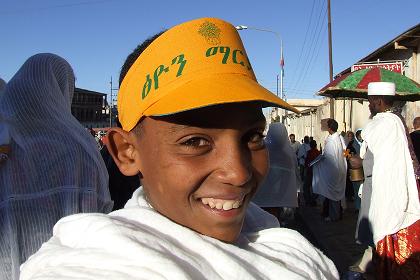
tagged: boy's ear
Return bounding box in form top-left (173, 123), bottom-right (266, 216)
top-left (105, 127), bottom-right (141, 176)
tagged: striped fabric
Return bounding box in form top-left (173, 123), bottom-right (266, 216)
top-left (0, 53), bottom-right (113, 280)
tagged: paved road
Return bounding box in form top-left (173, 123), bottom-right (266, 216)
top-left (284, 200), bottom-right (369, 278)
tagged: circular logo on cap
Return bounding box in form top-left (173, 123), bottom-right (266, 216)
top-left (198, 21), bottom-right (221, 45)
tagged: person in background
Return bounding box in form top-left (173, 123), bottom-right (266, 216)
top-left (410, 116), bottom-right (420, 161)
top-left (355, 129), bottom-right (363, 146)
top-left (297, 135), bottom-right (310, 181)
top-left (289, 133), bottom-right (300, 156)
top-left (350, 82), bottom-right (420, 279)
top-left (345, 131), bottom-right (361, 210)
top-left (20, 18), bottom-right (338, 279)
top-left (304, 139), bottom-right (321, 206)
top-left (312, 119), bottom-right (347, 222)
top-left (0, 53), bottom-right (113, 280)
top-left (253, 122), bottom-right (298, 226)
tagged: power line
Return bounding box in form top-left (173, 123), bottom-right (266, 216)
top-left (290, 0), bottom-right (317, 84)
top-left (295, 8), bottom-right (328, 91)
top-left (291, 0), bottom-right (327, 92)
top-left (292, 0), bottom-right (326, 88)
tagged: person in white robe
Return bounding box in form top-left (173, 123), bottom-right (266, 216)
top-left (0, 54), bottom-right (113, 280)
top-left (252, 123), bottom-right (299, 224)
top-left (289, 133), bottom-right (301, 155)
top-left (361, 112), bottom-right (420, 246)
top-left (349, 82), bottom-right (420, 278)
top-left (312, 119), bottom-right (347, 222)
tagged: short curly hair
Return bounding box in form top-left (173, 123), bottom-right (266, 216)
top-left (327, 118), bottom-right (338, 132)
top-left (119, 31), bottom-right (165, 86)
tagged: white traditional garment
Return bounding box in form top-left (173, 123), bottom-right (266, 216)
top-left (21, 187), bottom-right (338, 280)
top-left (253, 123), bottom-right (298, 208)
top-left (360, 112), bottom-right (420, 245)
top-left (312, 132), bottom-right (347, 201)
top-left (0, 53), bottom-right (113, 280)
top-left (290, 140), bottom-right (301, 155)
top-left (297, 142), bottom-right (310, 166)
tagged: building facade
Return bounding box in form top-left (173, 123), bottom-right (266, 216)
top-left (71, 87), bottom-right (108, 128)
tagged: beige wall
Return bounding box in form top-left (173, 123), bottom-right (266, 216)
top-left (285, 98), bottom-right (418, 146)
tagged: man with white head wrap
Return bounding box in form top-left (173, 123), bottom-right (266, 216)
top-left (0, 53), bottom-right (113, 280)
top-left (350, 82), bottom-right (420, 279)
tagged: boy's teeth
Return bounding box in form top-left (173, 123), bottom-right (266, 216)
top-left (232, 201), bottom-right (240, 209)
top-left (201, 197), bottom-right (243, 211)
top-left (223, 201), bottom-right (234, 210)
top-left (208, 200), bottom-right (215, 208)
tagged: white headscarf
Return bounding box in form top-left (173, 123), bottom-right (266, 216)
top-left (252, 122), bottom-right (298, 208)
top-left (0, 53), bottom-right (113, 280)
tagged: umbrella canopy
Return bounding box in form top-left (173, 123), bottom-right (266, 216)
top-left (318, 68), bottom-right (420, 101)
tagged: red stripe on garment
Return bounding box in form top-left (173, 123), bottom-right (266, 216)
top-left (357, 68), bottom-right (381, 89)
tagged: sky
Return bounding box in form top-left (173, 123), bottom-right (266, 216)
top-left (1, 0), bottom-right (419, 103)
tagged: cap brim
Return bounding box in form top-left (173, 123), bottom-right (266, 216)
top-left (144, 73), bottom-right (300, 117)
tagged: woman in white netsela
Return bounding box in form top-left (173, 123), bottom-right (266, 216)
top-left (0, 54), bottom-right (113, 280)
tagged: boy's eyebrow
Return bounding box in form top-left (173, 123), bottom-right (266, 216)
top-left (166, 117), bottom-right (266, 134)
top-left (167, 124), bottom-right (190, 134)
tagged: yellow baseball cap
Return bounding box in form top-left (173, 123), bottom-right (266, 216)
top-left (118, 17), bottom-right (299, 131)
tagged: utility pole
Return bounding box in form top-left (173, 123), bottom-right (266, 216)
top-left (109, 77), bottom-right (118, 127)
top-left (328, 0), bottom-right (334, 118)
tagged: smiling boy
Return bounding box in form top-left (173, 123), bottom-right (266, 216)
top-left (20, 18), bottom-right (338, 279)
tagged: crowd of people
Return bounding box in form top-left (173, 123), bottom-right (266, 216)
top-left (287, 82), bottom-right (420, 279)
top-left (0, 17), bottom-right (418, 280)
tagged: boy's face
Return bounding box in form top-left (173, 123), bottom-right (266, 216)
top-left (132, 103), bottom-right (268, 243)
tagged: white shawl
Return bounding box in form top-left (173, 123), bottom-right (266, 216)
top-left (361, 112), bottom-right (420, 245)
top-left (0, 54), bottom-right (113, 280)
top-left (253, 123), bottom-right (298, 208)
top-left (312, 132), bottom-right (347, 201)
top-left (21, 187), bottom-right (338, 279)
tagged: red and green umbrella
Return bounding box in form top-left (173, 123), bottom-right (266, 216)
top-left (318, 68), bottom-right (420, 101)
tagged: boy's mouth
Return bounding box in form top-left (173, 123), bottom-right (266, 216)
top-left (200, 197), bottom-right (244, 211)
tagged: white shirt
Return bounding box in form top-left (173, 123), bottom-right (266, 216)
top-left (21, 187), bottom-right (339, 280)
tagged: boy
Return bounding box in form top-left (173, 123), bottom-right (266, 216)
top-left (21, 18), bottom-right (338, 279)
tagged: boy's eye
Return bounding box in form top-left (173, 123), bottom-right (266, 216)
top-left (181, 137), bottom-right (210, 147)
